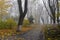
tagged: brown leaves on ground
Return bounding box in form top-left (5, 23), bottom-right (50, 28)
top-left (0, 29), bottom-right (15, 36)
top-left (0, 26), bottom-right (32, 36)
top-left (21, 27), bottom-right (32, 32)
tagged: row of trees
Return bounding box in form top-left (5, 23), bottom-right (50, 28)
top-left (42, 0), bottom-right (60, 24)
top-left (0, 0), bottom-right (60, 31)
top-left (16, 0), bottom-right (60, 31)
top-left (48, 0), bottom-right (59, 24)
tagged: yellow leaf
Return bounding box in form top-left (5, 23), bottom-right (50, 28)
top-left (0, 0), bottom-right (12, 18)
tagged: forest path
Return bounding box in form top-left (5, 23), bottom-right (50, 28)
top-left (15, 24), bottom-right (45, 40)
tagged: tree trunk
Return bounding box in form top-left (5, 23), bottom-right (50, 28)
top-left (50, 18), bottom-right (53, 24)
top-left (17, 0), bottom-right (28, 32)
top-left (56, 0), bottom-right (59, 24)
top-left (48, 0), bottom-right (56, 24)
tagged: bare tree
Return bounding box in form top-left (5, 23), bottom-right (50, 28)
top-left (48, 0), bottom-right (56, 24)
top-left (17, 0), bottom-right (28, 32)
top-left (42, 0), bottom-right (53, 24)
top-left (56, 0), bottom-right (59, 24)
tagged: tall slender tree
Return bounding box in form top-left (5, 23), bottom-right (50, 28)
top-left (56, 0), bottom-right (59, 24)
top-left (42, 0), bottom-right (53, 24)
top-left (48, 0), bottom-right (56, 24)
top-left (17, 0), bottom-right (28, 32)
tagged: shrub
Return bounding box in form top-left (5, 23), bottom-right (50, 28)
top-left (23, 19), bottom-right (30, 27)
top-left (28, 15), bottom-right (34, 24)
top-left (0, 18), bottom-right (17, 29)
top-left (6, 18), bottom-right (17, 29)
top-left (57, 24), bottom-right (60, 29)
top-left (0, 19), bottom-right (7, 29)
top-left (45, 25), bottom-right (60, 40)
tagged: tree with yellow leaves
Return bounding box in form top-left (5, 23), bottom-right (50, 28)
top-left (0, 0), bottom-right (12, 19)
